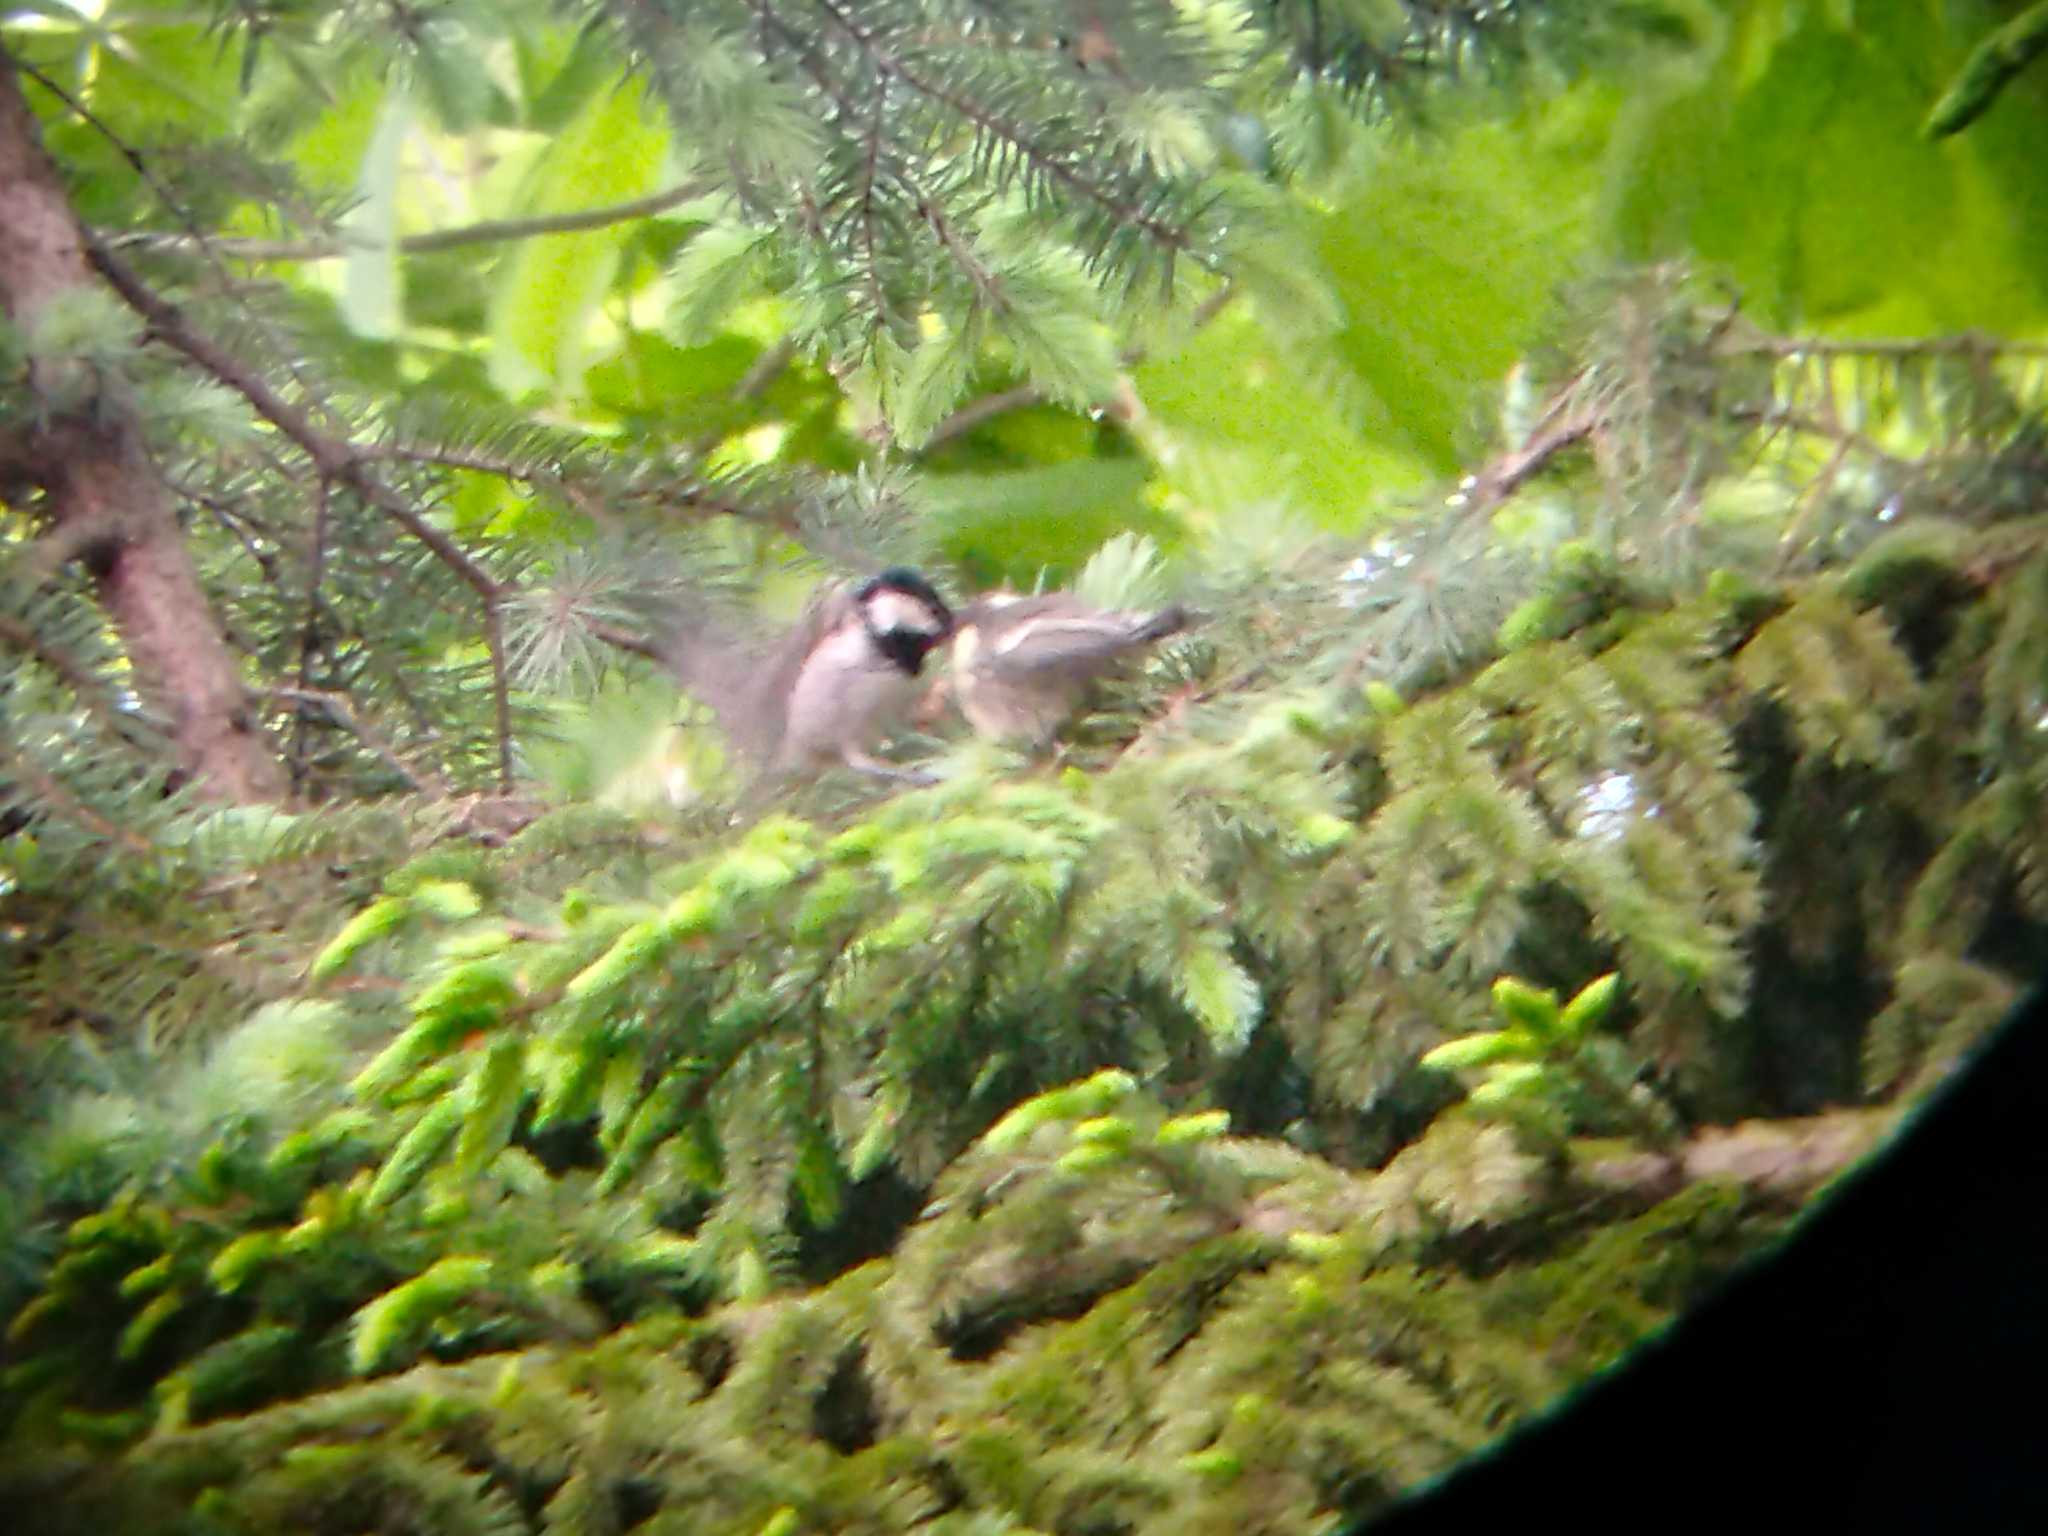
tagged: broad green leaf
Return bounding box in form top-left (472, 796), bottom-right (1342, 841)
top-left (83, 0), bottom-right (237, 134)
top-left (341, 90), bottom-right (409, 340)
top-left (1926, 2), bottom-right (2048, 140)
top-left (487, 74), bottom-right (671, 401)
top-left (922, 458), bottom-right (1177, 588)
top-left (285, 65), bottom-right (387, 196)
top-left (1612, 3), bottom-right (2048, 335)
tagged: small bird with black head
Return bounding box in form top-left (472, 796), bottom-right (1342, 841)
top-left (663, 566), bottom-right (954, 786)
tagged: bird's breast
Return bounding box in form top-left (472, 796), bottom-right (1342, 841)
top-left (777, 628), bottom-right (926, 764)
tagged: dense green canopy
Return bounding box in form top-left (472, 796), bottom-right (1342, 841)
top-left (2, 2), bottom-right (2046, 1532)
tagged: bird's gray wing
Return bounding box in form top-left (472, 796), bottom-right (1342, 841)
top-left (662, 583), bottom-right (856, 764)
top-left (965, 597), bottom-right (1189, 680)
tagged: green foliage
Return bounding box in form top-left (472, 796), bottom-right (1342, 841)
top-left (1925, 1), bottom-right (2048, 139)
top-left (1421, 972), bottom-right (1679, 1150)
top-left (7, 1), bottom-right (2048, 1529)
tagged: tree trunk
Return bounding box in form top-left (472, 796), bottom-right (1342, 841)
top-left (0, 48), bottom-right (283, 803)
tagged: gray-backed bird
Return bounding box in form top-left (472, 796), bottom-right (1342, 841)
top-left (943, 590), bottom-right (1191, 749)
top-left (664, 567), bottom-right (954, 784)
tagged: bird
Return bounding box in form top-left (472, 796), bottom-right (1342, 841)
top-left (662, 567), bottom-right (954, 785)
top-left (941, 590), bottom-right (1192, 749)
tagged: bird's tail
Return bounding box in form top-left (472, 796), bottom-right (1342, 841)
top-left (1131, 603), bottom-right (1195, 644)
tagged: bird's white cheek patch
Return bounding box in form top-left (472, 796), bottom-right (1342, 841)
top-left (865, 591), bottom-right (946, 635)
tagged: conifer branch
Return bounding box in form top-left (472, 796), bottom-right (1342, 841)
top-left (796, 0), bottom-right (1204, 260)
top-left (90, 244), bottom-right (504, 602)
top-left (369, 440), bottom-right (806, 541)
top-left (87, 242), bottom-right (522, 789)
top-left (174, 478), bottom-right (285, 587)
top-left (12, 50), bottom-right (341, 417)
top-left (1458, 392), bottom-right (1602, 511)
top-left (0, 610), bottom-right (150, 747)
top-left (0, 735), bottom-right (154, 852)
top-left (270, 686), bottom-right (445, 797)
top-left (1, 52), bottom-right (285, 801)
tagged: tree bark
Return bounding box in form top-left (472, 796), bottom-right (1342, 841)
top-left (0, 48), bottom-right (283, 803)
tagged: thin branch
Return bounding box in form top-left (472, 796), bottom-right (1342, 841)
top-left (857, 73), bottom-right (894, 327)
top-left (586, 618), bottom-right (667, 664)
top-left (297, 476), bottom-right (331, 690)
top-left (84, 242), bottom-right (526, 787)
top-left (920, 382), bottom-right (1046, 448)
top-left (686, 337), bottom-right (803, 459)
top-left (919, 283), bottom-right (1237, 449)
top-left (482, 602), bottom-right (515, 793)
top-left (1458, 405), bottom-right (1602, 510)
top-left (269, 686), bottom-right (445, 796)
top-left (103, 179), bottom-right (718, 262)
top-left (1722, 329), bottom-right (2048, 362)
top-left (88, 240), bottom-right (503, 602)
top-left (370, 439), bottom-right (805, 539)
top-left (732, 337), bottom-right (799, 402)
top-left (173, 478), bottom-right (283, 584)
top-left (0, 737), bottom-right (155, 852)
top-left (0, 610), bottom-right (155, 746)
top-left (1772, 434), bottom-right (1856, 575)
top-left (1723, 404), bottom-right (1904, 469)
top-left (290, 476), bottom-right (332, 783)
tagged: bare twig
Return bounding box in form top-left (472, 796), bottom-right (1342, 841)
top-left (105, 179), bottom-right (717, 262)
top-left (920, 284), bottom-right (1239, 449)
top-left (1722, 330), bottom-right (2048, 362)
top-left (732, 337), bottom-right (799, 402)
top-left (481, 601), bottom-right (516, 793)
top-left (289, 476), bottom-right (332, 781)
top-left (920, 383), bottom-right (1047, 448)
top-left (297, 476), bottom-right (331, 690)
top-left (586, 618), bottom-right (668, 664)
top-left (1458, 403), bottom-right (1603, 510)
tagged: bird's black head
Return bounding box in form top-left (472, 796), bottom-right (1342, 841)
top-left (855, 567), bottom-right (954, 675)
